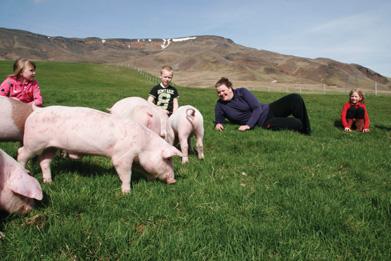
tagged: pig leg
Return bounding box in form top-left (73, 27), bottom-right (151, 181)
top-left (195, 133), bottom-right (204, 160)
top-left (178, 131), bottom-right (191, 164)
top-left (39, 148), bottom-right (57, 183)
top-left (187, 136), bottom-right (193, 154)
top-left (112, 156), bottom-right (133, 193)
top-left (17, 146), bottom-right (35, 168)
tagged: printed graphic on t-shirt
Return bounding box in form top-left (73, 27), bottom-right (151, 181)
top-left (149, 84), bottom-right (178, 113)
top-left (156, 88), bottom-right (175, 110)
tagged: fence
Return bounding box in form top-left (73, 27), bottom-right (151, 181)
top-left (135, 68), bottom-right (160, 85)
top-left (226, 81), bottom-right (391, 96)
top-left (248, 84), bottom-right (391, 96)
top-left (129, 66), bottom-right (390, 96)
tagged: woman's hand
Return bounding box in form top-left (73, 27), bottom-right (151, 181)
top-left (344, 127), bottom-right (351, 132)
top-left (215, 123), bottom-right (224, 131)
top-left (238, 125), bottom-right (250, 131)
top-left (362, 128), bottom-right (370, 133)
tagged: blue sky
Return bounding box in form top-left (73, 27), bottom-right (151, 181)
top-left (1, 0), bottom-right (390, 76)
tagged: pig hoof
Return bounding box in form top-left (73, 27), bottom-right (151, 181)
top-left (181, 158), bottom-right (189, 164)
top-left (43, 178), bottom-right (52, 183)
top-left (121, 187), bottom-right (131, 194)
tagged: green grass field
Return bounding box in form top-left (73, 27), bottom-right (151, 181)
top-left (1, 60), bottom-right (390, 260)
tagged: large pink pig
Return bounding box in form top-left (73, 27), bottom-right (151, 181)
top-left (17, 106), bottom-right (182, 193)
top-left (0, 96), bottom-right (33, 142)
top-left (169, 105), bottom-right (205, 164)
top-left (108, 97), bottom-right (175, 145)
top-left (0, 149), bottom-right (43, 214)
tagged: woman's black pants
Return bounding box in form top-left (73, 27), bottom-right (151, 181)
top-left (263, 93), bottom-right (311, 134)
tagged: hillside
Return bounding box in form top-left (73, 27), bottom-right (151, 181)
top-left (0, 27), bottom-right (389, 91)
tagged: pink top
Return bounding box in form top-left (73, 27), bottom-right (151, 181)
top-left (0, 76), bottom-right (43, 106)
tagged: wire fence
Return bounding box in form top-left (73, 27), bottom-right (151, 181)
top-left (135, 68), bottom-right (160, 84)
top-left (131, 66), bottom-right (390, 96)
top-left (246, 82), bottom-right (391, 96)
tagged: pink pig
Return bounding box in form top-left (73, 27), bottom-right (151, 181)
top-left (108, 97), bottom-right (175, 145)
top-left (0, 96), bottom-right (33, 142)
top-left (0, 149), bottom-right (43, 214)
top-left (17, 105), bottom-right (182, 193)
top-left (169, 105), bottom-right (205, 164)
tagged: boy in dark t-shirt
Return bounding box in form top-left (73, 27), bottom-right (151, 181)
top-left (147, 65), bottom-right (179, 115)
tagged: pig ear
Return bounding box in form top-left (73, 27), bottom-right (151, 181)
top-left (8, 170), bottom-right (43, 200)
top-left (162, 146), bottom-right (183, 159)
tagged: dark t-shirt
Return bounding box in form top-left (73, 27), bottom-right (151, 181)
top-left (149, 84), bottom-right (179, 113)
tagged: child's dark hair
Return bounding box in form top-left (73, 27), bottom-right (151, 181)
top-left (349, 88), bottom-right (365, 103)
top-left (215, 77), bottom-right (233, 89)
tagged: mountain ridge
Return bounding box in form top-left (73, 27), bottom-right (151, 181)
top-left (0, 27), bottom-right (389, 90)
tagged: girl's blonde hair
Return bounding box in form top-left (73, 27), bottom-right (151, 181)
top-left (349, 88), bottom-right (365, 103)
top-left (10, 58), bottom-right (36, 78)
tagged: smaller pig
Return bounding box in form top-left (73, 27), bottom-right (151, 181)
top-left (17, 105), bottom-right (182, 193)
top-left (0, 96), bottom-right (33, 142)
top-left (108, 97), bottom-right (175, 145)
top-left (169, 105), bottom-right (205, 164)
top-left (0, 149), bottom-right (43, 214)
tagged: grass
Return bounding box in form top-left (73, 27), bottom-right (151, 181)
top-left (0, 60), bottom-right (390, 260)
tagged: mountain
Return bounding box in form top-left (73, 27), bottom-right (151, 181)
top-left (0, 27), bottom-right (389, 90)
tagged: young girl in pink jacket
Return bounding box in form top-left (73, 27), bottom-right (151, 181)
top-left (0, 58), bottom-right (43, 106)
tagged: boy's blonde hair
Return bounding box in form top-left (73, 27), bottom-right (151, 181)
top-left (11, 58), bottom-right (36, 78)
top-left (160, 65), bottom-right (173, 75)
top-left (349, 88), bottom-right (365, 103)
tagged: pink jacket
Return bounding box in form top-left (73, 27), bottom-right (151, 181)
top-left (0, 76), bottom-right (43, 106)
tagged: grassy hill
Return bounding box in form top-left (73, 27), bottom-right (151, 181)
top-left (2, 27), bottom-right (390, 91)
top-left (0, 61), bottom-right (390, 259)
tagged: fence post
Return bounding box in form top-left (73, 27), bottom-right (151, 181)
top-left (375, 81), bottom-right (378, 96)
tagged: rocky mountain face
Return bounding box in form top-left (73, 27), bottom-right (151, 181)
top-left (0, 27), bottom-right (389, 90)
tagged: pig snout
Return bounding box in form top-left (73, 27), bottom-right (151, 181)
top-left (160, 170), bottom-right (176, 184)
top-left (165, 177), bottom-right (176, 184)
top-left (155, 171), bottom-right (176, 184)
top-left (1, 194), bottom-right (35, 215)
top-left (16, 198), bottom-right (34, 214)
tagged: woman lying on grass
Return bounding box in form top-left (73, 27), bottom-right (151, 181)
top-left (214, 77), bottom-right (311, 135)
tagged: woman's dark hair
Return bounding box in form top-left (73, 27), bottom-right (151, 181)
top-left (215, 77), bottom-right (233, 89)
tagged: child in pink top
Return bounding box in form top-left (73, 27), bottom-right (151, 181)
top-left (0, 58), bottom-right (43, 106)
